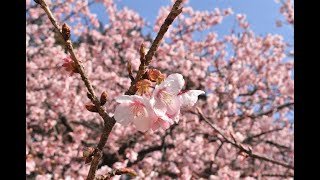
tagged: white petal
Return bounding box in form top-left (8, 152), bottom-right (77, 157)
top-left (151, 116), bottom-right (173, 131)
top-left (114, 103), bottom-right (133, 125)
top-left (156, 73), bottom-right (184, 95)
top-left (165, 73), bottom-right (185, 94)
top-left (155, 110), bottom-right (174, 124)
top-left (153, 98), bottom-right (167, 115)
top-left (115, 95), bottom-right (135, 103)
top-left (179, 90), bottom-right (205, 108)
top-left (166, 96), bottom-right (181, 116)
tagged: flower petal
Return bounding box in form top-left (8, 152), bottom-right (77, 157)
top-left (115, 95), bottom-right (135, 103)
top-left (167, 96), bottom-right (181, 115)
top-left (163, 73), bottom-right (185, 95)
top-left (151, 117), bottom-right (172, 131)
top-left (115, 95), bottom-right (148, 103)
top-left (132, 109), bottom-right (152, 132)
top-left (179, 90), bottom-right (205, 108)
top-left (167, 108), bottom-right (180, 123)
top-left (114, 103), bottom-right (133, 125)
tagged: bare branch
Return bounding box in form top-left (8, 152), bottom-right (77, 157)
top-left (196, 108), bottom-right (294, 170)
top-left (242, 128), bottom-right (284, 144)
top-left (262, 173), bottom-right (294, 178)
top-left (125, 0), bottom-right (183, 95)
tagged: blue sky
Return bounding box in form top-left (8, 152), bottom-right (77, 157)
top-left (90, 0), bottom-right (293, 45)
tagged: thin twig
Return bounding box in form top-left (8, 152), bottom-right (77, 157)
top-left (125, 0), bottom-right (183, 95)
top-left (35, 0), bottom-right (115, 179)
top-left (242, 128), bottom-right (284, 144)
top-left (262, 173), bottom-right (294, 178)
top-left (196, 108), bottom-right (294, 170)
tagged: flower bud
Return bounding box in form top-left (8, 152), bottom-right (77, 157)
top-left (100, 91), bottom-right (108, 106)
top-left (62, 23), bottom-right (71, 41)
top-left (147, 69), bottom-right (165, 84)
top-left (83, 147), bottom-right (95, 158)
top-left (85, 103), bottom-right (98, 112)
top-left (136, 79), bottom-right (152, 95)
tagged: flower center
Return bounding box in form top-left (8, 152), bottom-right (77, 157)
top-left (157, 89), bottom-right (173, 105)
top-left (130, 101), bottom-right (145, 118)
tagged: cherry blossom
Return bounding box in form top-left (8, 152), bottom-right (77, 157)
top-left (114, 95), bottom-right (157, 132)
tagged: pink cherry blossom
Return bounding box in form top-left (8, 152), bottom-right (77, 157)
top-left (114, 95), bottom-right (157, 132)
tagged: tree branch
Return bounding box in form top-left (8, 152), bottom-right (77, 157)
top-left (35, 0), bottom-right (115, 179)
top-left (262, 173), bottom-right (294, 178)
top-left (196, 108), bottom-right (294, 170)
top-left (35, 0), bottom-right (183, 179)
top-left (125, 0), bottom-right (183, 95)
top-left (242, 128), bottom-right (284, 144)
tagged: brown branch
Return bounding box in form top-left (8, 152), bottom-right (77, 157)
top-left (125, 0), bottom-right (183, 95)
top-left (264, 140), bottom-right (291, 150)
top-left (262, 173), bottom-right (294, 178)
top-left (35, 0), bottom-right (115, 179)
top-left (214, 141), bottom-right (224, 158)
top-left (128, 143), bottom-right (175, 167)
top-left (196, 108), bottom-right (294, 170)
top-left (236, 102), bottom-right (294, 122)
top-left (242, 128), bottom-right (284, 144)
top-left (36, 0), bottom-right (183, 179)
top-left (59, 115), bottom-right (74, 132)
top-left (71, 120), bottom-right (102, 132)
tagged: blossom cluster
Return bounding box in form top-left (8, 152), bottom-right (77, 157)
top-left (114, 73), bottom-right (205, 132)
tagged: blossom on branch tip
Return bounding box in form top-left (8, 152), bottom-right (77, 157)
top-left (114, 95), bottom-right (157, 132)
top-left (151, 73), bottom-right (205, 124)
top-left (114, 73), bottom-right (205, 132)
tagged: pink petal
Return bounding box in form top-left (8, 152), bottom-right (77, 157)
top-left (179, 90), bottom-right (205, 108)
top-left (132, 110), bottom-right (152, 132)
top-left (166, 96), bottom-right (181, 115)
top-left (152, 118), bottom-right (172, 131)
top-left (114, 103), bottom-right (133, 125)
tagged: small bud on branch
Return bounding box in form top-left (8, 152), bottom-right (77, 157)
top-left (100, 91), bottom-right (108, 106)
top-left (83, 147), bottom-right (95, 158)
top-left (139, 43), bottom-right (146, 63)
top-left (147, 69), bottom-right (165, 84)
top-left (85, 103), bottom-right (98, 112)
top-left (62, 23), bottom-right (71, 41)
top-left (127, 61), bottom-right (134, 82)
